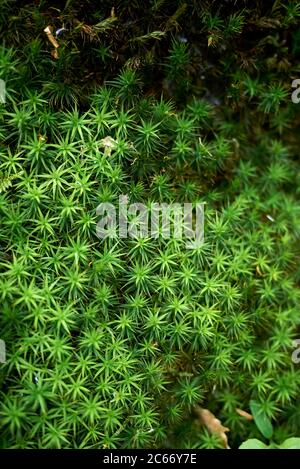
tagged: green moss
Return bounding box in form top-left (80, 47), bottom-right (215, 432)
top-left (0, 0), bottom-right (300, 449)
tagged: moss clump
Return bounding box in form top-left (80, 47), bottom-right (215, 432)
top-left (0, 0), bottom-right (300, 449)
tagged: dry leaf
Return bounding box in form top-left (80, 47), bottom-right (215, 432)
top-left (236, 408), bottom-right (253, 421)
top-left (81, 23), bottom-right (97, 38)
top-left (51, 49), bottom-right (59, 60)
top-left (44, 26), bottom-right (60, 49)
top-left (99, 136), bottom-right (118, 156)
top-left (194, 406), bottom-right (230, 448)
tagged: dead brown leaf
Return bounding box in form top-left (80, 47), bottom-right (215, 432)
top-left (51, 49), bottom-right (59, 60)
top-left (236, 408), bottom-right (253, 421)
top-left (44, 26), bottom-right (60, 49)
top-left (194, 406), bottom-right (230, 448)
